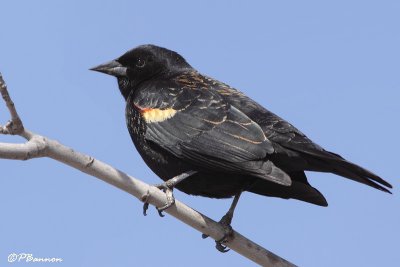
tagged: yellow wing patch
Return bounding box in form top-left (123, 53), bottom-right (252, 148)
top-left (142, 108), bottom-right (177, 123)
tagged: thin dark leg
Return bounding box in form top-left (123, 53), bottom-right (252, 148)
top-left (142, 170), bottom-right (197, 217)
top-left (203, 192), bottom-right (242, 253)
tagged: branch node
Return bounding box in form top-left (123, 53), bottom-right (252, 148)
top-left (85, 156), bottom-right (95, 168)
top-left (29, 135), bottom-right (48, 159)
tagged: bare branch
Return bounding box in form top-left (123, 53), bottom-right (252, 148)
top-left (0, 73), bottom-right (24, 135)
top-left (0, 135), bottom-right (47, 160)
top-left (0, 72), bottom-right (297, 267)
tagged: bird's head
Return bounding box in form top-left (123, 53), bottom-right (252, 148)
top-left (91, 44), bottom-right (192, 99)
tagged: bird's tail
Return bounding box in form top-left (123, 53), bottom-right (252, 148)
top-left (302, 150), bottom-right (392, 193)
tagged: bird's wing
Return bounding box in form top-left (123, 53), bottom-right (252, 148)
top-left (215, 84), bottom-right (392, 192)
top-left (133, 84), bottom-right (291, 186)
top-left (213, 82), bottom-right (321, 152)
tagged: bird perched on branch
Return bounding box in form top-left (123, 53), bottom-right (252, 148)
top-left (91, 44), bottom-right (392, 252)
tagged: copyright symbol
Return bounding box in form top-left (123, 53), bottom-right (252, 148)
top-left (8, 253), bottom-right (18, 263)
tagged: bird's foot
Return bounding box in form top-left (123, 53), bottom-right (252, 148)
top-left (142, 182), bottom-right (175, 217)
top-left (202, 212), bottom-right (234, 253)
top-left (142, 171), bottom-right (197, 217)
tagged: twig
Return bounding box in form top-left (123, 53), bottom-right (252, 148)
top-left (0, 73), bottom-right (23, 135)
top-left (0, 72), bottom-right (297, 267)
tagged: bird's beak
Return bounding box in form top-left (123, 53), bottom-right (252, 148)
top-left (90, 60), bottom-right (127, 77)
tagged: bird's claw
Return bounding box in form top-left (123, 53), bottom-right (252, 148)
top-left (215, 239), bottom-right (230, 253)
top-left (202, 215), bottom-right (234, 253)
top-left (142, 183), bottom-right (175, 217)
top-left (141, 189), bottom-right (151, 216)
top-left (215, 223), bottom-right (233, 253)
top-left (143, 202), bottom-right (150, 216)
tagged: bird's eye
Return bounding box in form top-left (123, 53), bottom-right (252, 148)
top-left (136, 58), bottom-right (146, 68)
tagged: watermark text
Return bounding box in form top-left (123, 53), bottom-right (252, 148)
top-left (8, 253), bottom-right (63, 264)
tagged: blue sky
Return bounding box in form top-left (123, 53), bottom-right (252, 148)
top-left (0, 1), bottom-right (399, 266)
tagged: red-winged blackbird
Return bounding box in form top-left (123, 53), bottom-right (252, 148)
top-left (91, 44), bottom-right (392, 251)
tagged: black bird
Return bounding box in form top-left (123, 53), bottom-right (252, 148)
top-left (91, 44), bottom-right (392, 251)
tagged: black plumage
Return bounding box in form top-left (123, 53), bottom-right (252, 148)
top-left (91, 44), bottom-right (392, 209)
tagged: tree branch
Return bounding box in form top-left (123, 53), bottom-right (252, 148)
top-left (0, 73), bottom-right (25, 137)
top-left (0, 72), bottom-right (296, 267)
